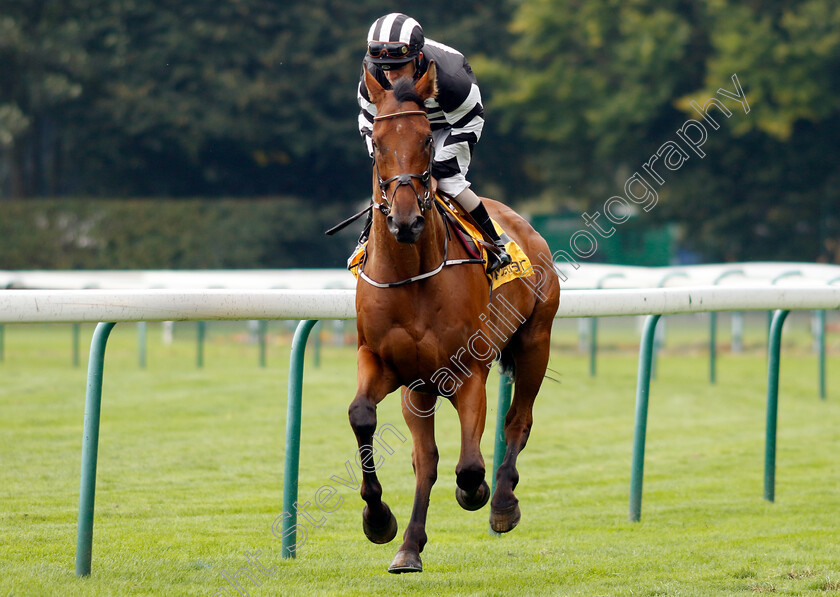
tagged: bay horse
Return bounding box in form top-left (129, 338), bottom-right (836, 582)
top-left (350, 62), bottom-right (560, 573)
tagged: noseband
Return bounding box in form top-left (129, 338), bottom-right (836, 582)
top-left (356, 108), bottom-right (485, 288)
top-left (372, 110), bottom-right (434, 216)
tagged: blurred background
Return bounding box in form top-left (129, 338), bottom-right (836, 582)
top-left (1, 0), bottom-right (838, 270)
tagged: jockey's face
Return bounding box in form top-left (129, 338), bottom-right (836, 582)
top-left (383, 61), bottom-right (416, 86)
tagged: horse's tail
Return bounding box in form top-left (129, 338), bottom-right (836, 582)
top-left (498, 346), bottom-right (516, 380)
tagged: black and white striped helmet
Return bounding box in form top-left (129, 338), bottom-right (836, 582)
top-left (366, 13), bottom-right (424, 68)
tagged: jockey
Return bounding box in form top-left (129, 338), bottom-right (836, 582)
top-left (357, 12), bottom-right (512, 274)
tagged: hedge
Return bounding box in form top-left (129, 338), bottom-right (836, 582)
top-left (0, 198), bottom-right (362, 270)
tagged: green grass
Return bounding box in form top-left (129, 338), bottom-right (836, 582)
top-left (1, 317), bottom-right (839, 596)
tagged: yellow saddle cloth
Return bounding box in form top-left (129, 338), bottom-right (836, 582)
top-left (348, 195), bottom-right (533, 291)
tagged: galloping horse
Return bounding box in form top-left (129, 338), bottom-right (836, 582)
top-left (350, 62), bottom-right (560, 573)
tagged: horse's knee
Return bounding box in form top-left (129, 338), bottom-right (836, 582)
top-left (349, 397), bottom-right (377, 437)
top-left (455, 461), bottom-right (485, 492)
top-left (414, 446), bottom-right (439, 484)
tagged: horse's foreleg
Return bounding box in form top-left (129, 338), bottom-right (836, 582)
top-left (454, 376), bottom-right (490, 511)
top-left (388, 390), bottom-right (438, 573)
top-left (350, 347), bottom-right (399, 544)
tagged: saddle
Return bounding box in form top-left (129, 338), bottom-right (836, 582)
top-left (347, 194), bottom-right (532, 291)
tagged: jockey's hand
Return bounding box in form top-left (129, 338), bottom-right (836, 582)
top-left (430, 176), bottom-right (438, 197)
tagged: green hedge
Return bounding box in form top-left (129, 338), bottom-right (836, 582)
top-left (0, 198), bottom-right (360, 269)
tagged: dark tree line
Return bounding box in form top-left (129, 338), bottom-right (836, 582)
top-left (1, 0), bottom-right (838, 262)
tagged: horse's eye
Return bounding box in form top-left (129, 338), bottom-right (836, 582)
top-left (425, 136), bottom-right (433, 147)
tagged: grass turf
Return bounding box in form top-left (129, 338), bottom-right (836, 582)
top-left (1, 316), bottom-right (839, 596)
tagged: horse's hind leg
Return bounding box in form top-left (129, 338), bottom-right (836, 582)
top-left (388, 390), bottom-right (439, 573)
top-left (350, 347), bottom-right (400, 544)
top-left (490, 318), bottom-right (553, 533)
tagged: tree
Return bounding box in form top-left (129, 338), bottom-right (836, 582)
top-left (482, 0), bottom-right (840, 262)
top-left (0, 0), bottom-right (516, 202)
top-left (0, 0), bottom-right (96, 197)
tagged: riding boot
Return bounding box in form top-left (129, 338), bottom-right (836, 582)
top-left (467, 202), bottom-right (512, 274)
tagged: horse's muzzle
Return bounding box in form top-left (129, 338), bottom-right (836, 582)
top-left (387, 214), bottom-right (425, 244)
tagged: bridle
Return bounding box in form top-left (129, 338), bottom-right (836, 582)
top-left (372, 109), bottom-right (434, 216)
top-left (355, 107), bottom-right (485, 288)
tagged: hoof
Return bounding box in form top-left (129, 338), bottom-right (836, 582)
top-left (455, 479), bottom-right (490, 511)
top-left (388, 550), bottom-right (422, 573)
top-left (362, 504), bottom-right (398, 544)
top-left (489, 502), bottom-right (521, 533)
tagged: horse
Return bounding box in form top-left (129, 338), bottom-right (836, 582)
top-left (349, 61), bottom-right (560, 573)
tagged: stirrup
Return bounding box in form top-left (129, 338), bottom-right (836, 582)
top-left (486, 246), bottom-right (512, 274)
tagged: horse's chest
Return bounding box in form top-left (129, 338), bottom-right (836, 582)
top-left (363, 313), bottom-right (474, 379)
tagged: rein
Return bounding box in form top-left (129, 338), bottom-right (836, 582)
top-left (358, 200), bottom-right (484, 289)
top-left (356, 108), bottom-right (485, 288)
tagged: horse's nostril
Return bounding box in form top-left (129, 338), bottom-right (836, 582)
top-left (411, 216), bottom-right (425, 234)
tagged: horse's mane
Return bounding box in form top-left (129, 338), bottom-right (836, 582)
top-left (391, 78), bottom-right (425, 109)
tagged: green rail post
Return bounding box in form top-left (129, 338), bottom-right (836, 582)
top-left (490, 371), bottom-right (513, 536)
top-left (767, 272), bottom-right (802, 343)
top-left (653, 273), bottom-right (689, 380)
top-left (281, 319), bottom-right (318, 559)
top-left (764, 309), bottom-right (790, 503)
top-left (258, 320), bottom-right (268, 368)
top-left (137, 322), bottom-right (147, 369)
top-left (75, 322), bottom-right (117, 577)
top-left (196, 321), bottom-right (205, 369)
top-left (709, 270), bottom-right (745, 384)
top-left (709, 311), bottom-right (718, 384)
top-left (628, 313), bottom-right (661, 522)
top-left (313, 322), bottom-right (322, 369)
top-left (731, 312), bottom-right (744, 353)
top-left (817, 310), bottom-right (826, 400)
top-left (590, 273), bottom-right (625, 377)
top-left (72, 323), bottom-right (81, 368)
top-left (821, 276), bottom-right (840, 399)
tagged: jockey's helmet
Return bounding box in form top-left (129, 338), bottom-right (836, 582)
top-left (366, 13), bottom-right (424, 70)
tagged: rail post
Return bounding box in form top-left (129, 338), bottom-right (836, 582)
top-left (490, 371), bottom-right (513, 535)
top-left (731, 312), bottom-right (744, 353)
top-left (137, 322), bottom-right (147, 369)
top-left (196, 321), bottom-right (206, 368)
top-left (764, 309), bottom-right (790, 502)
top-left (816, 310), bottom-right (826, 400)
top-left (652, 273), bottom-right (688, 380)
top-left (258, 320), bottom-right (268, 368)
top-left (767, 272), bottom-right (802, 343)
top-left (72, 323), bottom-right (81, 368)
top-left (590, 273), bottom-right (625, 377)
top-left (710, 270), bottom-right (745, 384)
top-left (75, 322), bottom-right (117, 577)
top-left (628, 313), bottom-right (661, 522)
top-left (281, 319), bottom-right (318, 559)
top-left (821, 276), bottom-right (840, 400)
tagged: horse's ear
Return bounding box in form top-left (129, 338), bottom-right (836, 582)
top-left (364, 66), bottom-right (387, 106)
top-left (415, 60), bottom-right (438, 101)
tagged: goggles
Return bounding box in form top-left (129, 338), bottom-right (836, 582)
top-left (367, 41), bottom-right (412, 60)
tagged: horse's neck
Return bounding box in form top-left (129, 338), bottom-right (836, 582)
top-left (368, 210), bottom-right (446, 279)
